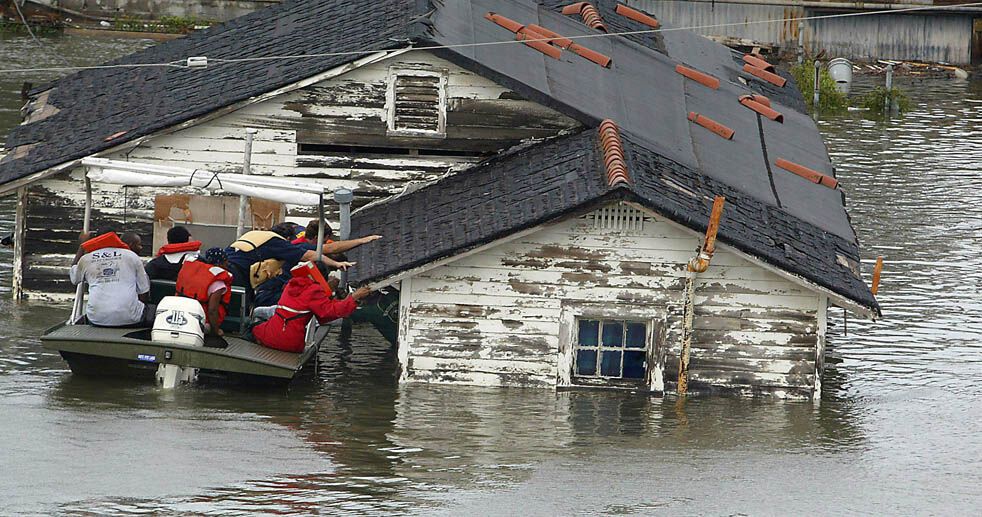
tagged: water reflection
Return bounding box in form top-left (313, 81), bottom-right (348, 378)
top-left (1, 32), bottom-right (981, 514)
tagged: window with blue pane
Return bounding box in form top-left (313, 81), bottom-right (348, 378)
top-left (574, 319), bottom-right (648, 381)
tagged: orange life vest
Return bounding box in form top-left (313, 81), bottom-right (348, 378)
top-left (176, 260), bottom-right (233, 326)
top-left (290, 261), bottom-right (332, 297)
top-left (157, 240), bottom-right (202, 257)
top-left (81, 232), bottom-right (129, 253)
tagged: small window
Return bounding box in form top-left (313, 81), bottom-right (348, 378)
top-left (574, 319), bottom-right (648, 381)
top-left (386, 68), bottom-right (447, 137)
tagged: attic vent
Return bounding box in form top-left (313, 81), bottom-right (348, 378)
top-left (386, 68), bottom-right (447, 137)
top-left (590, 205), bottom-right (646, 234)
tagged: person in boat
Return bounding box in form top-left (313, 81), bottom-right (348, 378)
top-left (69, 229), bottom-right (155, 327)
top-left (251, 221), bottom-right (380, 307)
top-left (175, 247), bottom-right (232, 337)
top-left (145, 226), bottom-right (201, 281)
top-left (291, 219), bottom-right (382, 254)
top-left (224, 228), bottom-right (358, 292)
top-left (251, 260), bottom-right (373, 353)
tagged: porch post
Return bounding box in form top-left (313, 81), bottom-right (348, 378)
top-left (11, 187), bottom-right (27, 300)
top-left (236, 128), bottom-right (257, 236)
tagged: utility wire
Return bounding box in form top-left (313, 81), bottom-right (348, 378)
top-left (2, 1), bottom-right (980, 73)
top-left (10, 0), bottom-right (73, 68)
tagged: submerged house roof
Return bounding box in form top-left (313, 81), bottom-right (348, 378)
top-left (346, 127), bottom-right (878, 314)
top-left (0, 0), bottom-right (878, 314)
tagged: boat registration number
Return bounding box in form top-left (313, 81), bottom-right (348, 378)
top-left (137, 354), bottom-right (157, 363)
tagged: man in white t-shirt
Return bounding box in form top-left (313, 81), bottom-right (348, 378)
top-left (70, 231), bottom-right (154, 327)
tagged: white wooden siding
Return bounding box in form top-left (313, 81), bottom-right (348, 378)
top-left (401, 203), bottom-right (821, 397)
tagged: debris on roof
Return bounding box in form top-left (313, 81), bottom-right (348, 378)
top-left (687, 112), bottom-right (735, 140)
top-left (776, 158), bottom-right (839, 189)
top-left (561, 2), bottom-right (607, 32)
top-left (675, 64), bottom-right (720, 90)
top-left (739, 95), bottom-right (784, 122)
top-left (614, 3), bottom-right (659, 29)
top-left (744, 63), bottom-right (788, 87)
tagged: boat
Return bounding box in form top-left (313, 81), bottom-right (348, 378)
top-left (41, 156), bottom-right (350, 388)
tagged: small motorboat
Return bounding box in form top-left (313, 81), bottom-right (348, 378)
top-left (42, 157), bottom-right (350, 388)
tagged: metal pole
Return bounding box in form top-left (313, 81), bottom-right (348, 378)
top-left (334, 188), bottom-right (353, 292)
top-left (70, 175), bottom-right (93, 325)
top-left (236, 128), bottom-right (257, 236)
top-left (813, 59), bottom-right (821, 109)
top-left (884, 64), bottom-right (894, 114)
top-left (316, 192), bottom-right (325, 262)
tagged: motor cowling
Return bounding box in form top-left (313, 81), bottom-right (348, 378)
top-left (152, 296), bottom-right (205, 347)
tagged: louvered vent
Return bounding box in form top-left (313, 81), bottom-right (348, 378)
top-left (387, 69), bottom-right (446, 136)
top-left (590, 205), bottom-right (646, 234)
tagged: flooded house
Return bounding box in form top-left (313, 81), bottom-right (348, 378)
top-left (0, 0), bottom-right (880, 397)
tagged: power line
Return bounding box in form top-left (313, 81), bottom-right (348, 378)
top-left (2, 1), bottom-right (980, 74)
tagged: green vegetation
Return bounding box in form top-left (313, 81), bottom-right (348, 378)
top-left (0, 19), bottom-right (61, 35)
top-left (790, 62), bottom-right (850, 113)
top-left (858, 87), bottom-right (912, 115)
top-left (113, 15), bottom-right (214, 34)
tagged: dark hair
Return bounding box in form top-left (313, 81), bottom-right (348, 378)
top-left (166, 226), bottom-right (191, 244)
top-left (270, 222), bottom-right (298, 239)
top-left (304, 220), bottom-right (319, 241)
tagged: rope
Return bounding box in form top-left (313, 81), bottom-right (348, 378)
top-left (1, 2), bottom-right (979, 74)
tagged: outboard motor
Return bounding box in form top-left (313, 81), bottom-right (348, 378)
top-left (151, 296), bottom-right (206, 388)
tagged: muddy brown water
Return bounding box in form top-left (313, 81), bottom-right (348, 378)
top-left (1, 34), bottom-right (980, 514)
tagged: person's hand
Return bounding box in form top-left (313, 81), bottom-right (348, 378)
top-left (335, 261), bottom-right (356, 270)
top-left (359, 235), bottom-right (382, 244)
top-left (351, 286), bottom-right (373, 302)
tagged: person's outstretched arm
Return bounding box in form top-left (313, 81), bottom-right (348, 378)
top-left (321, 235), bottom-right (382, 255)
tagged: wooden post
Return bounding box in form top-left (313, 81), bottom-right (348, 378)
top-left (11, 187), bottom-right (27, 301)
top-left (884, 65), bottom-right (894, 114)
top-left (871, 256), bottom-right (884, 295)
top-left (813, 59), bottom-right (821, 109)
top-left (236, 128), bottom-right (257, 236)
top-left (678, 195), bottom-right (726, 396)
top-left (316, 192), bottom-right (325, 262)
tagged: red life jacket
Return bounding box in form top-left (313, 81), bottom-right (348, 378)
top-left (81, 232), bottom-right (129, 253)
top-left (176, 260), bottom-right (233, 326)
top-left (253, 277), bottom-right (356, 353)
top-left (157, 240), bottom-right (202, 257)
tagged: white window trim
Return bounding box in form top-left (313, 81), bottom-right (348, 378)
top-left (558, 302), bottom-right (666, 392)
top-left (385, 67), bottom-right (448, 138)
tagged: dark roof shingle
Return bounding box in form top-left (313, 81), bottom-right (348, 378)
top-left (347, 129), bottom-right (878, 312)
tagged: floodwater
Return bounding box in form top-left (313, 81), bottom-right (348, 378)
top-left (1, 33), bottom-right (981, 514)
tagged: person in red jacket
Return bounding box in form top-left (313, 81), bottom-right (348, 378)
top-left (252, 261), bottom-right (372, 353)
top-left (176, 248), bottom-right (233, 337)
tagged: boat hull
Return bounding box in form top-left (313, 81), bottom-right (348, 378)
top-left (42, 323), bottom-right (328, 385)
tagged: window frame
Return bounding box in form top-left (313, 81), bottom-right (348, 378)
top-left (558, 303), bottom-right (665, 392)
top-left (572, 318), bottom-right (649, 386)
top-left (385, 67), bottom-right (448, 138)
